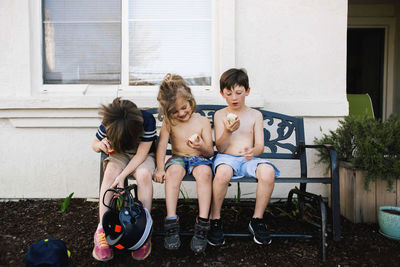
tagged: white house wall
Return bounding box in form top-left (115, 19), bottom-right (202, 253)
top-left (0, 0), bottom-right (348, 199)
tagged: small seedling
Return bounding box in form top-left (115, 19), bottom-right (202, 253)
top-left (60, 192), bottom-right (74, 213)
top-left (234, 183), bottom-right (241, 203)
top-left (180, 185), bottom-right (189, 202)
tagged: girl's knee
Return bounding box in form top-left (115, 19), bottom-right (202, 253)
top-left (257, 164), bottom-right (275, 184)
top-left (193, 165), bottom-right (212, 182)
top-left (166, 164), bottom-right (185, 177)
top-left (165, 165), bottom-right (185, 185)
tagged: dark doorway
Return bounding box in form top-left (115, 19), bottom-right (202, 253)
top-left (347, 28), bottom-right (385, 119)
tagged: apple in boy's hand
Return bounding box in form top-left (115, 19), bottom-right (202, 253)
top-left (188, 133), bottom-right (200, 143)
top-left (108, 149), bottom-right (115, 155)
top-left (227, 113), bottom-right (238, 123)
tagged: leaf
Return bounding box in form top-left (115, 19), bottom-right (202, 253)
top-left (117, 196), bottom-right (123, 211)
top-left (60, 192), bottom-right (74, 213)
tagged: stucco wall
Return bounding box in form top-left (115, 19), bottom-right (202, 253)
top-left (0, 0), bottom-right (348, 199)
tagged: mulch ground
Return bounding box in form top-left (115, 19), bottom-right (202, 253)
top-left (0, 198), bottom-right (399, 266)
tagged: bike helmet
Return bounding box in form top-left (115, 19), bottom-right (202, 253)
top-left (102, 185), bottom-right (153, 251)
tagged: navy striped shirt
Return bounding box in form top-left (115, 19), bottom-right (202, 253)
top-left (96, 110), bottom-right (157, 153)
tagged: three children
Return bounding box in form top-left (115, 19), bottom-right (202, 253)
top-left (92, 68), bottom-right (279, 261)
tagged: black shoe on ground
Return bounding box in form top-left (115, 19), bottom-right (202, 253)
top-left (248, 217), bottom-right (272, 245)
top-left (207, 219), bottom-right (225, 246)
top-left (164, 217), bottom-right (181, 250)
top-left (190, 218), bottom-right (210, 253)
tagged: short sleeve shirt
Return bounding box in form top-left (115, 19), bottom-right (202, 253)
top-left (95, 110), bottom-right (157, 153)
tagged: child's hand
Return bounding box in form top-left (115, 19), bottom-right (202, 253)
top-left (243, 147), bottom-right (254, 161)
top-left (186, 134), bottom-right (203, 150)
top-left (111, 175), bottom-right (125, 189)
top-left (153, 169), bottom-right (166, 183)
top-left (98, 138), bottom-right (113, 154)
top-left (224, 117), bottom-right (240, 133)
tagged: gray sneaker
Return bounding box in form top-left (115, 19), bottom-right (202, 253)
top-left (190, 218), bottom-right (210, 253)
top-left (164, 217), bottom-right (180, 250)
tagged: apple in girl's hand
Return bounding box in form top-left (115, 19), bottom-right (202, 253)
top-left (108, 149), bottom-right (115, 155)
top-left (227, 113), bottom-right (238, 123)
top-left (188, 133), bottom-right (200, 143)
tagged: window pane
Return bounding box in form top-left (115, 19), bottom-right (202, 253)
top-left (42, 0), bottom-right (121, 84)
top-left (128, 0), bottom-right (211, 19)
top-left (128, 0), bottom-right (212, 86)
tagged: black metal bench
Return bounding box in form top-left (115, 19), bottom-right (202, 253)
top-left (99, 105), bottom-right (340, 261)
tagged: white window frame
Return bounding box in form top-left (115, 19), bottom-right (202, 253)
top-left (29, 0), bottom-right (235, 100)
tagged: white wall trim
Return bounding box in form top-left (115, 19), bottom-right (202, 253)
top-left (348, 17), bottom-right (396, 119)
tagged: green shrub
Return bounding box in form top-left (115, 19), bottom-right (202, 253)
top-left (314, 114), bottom-right (400, 191)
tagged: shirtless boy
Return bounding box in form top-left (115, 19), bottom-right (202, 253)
top-left (208, 68), bottom-right (280, 246)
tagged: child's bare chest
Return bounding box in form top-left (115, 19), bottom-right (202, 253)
top-left (171, 120), bottom-right (203, 140)
top-left (235, 117), bottom-right (255, 136)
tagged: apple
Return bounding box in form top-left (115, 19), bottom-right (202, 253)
top-left (188, 133), bottom-right (200, 143)
top-left (227, 113), bottom-right (238, 123)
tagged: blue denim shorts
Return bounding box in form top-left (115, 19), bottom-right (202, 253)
top-left (165, 155), bottom-right (212, 174)
top-left (212, 153), bottom-right (280, 179)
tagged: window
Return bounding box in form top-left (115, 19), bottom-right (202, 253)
top-left (42, 0), bottom-right (212, 86)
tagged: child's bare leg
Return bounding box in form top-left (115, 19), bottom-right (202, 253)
top-left (134, 168), bottom-right (153, 211)
top-left (99, 162), bottom-right (122, 222)
top-left (165, 164), bottom-right (186, 217)
top-left (209, 164), bottom-right (233, 219)
top-left (192, 165), bottom-right (212, 218)
top-left (253, 164), bottom-right (275, 218)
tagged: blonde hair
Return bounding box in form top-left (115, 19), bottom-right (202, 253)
top-left (157, 73), bottom-right (196, 125)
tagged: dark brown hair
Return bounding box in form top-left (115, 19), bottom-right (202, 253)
top-left (157, 73), bottom-right (196, 125)
top-left (99, 97), bottom-right (144, 153)
top-left (219, 68), bottom-right (249, 92)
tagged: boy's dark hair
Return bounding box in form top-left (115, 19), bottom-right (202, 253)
top-left (99, 97), bottom-right (144, 153)
top-left (219, 68), bottom-right (249, 92)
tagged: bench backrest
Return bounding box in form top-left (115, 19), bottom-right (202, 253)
top-left (147, 105), bottom-right (307, 177)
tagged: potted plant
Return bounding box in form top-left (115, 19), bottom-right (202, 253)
top-left (314, 115), bottom-right (400, 223)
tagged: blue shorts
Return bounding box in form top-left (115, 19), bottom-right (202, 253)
top-left (212, 154), bottom-right (280, 179)
top-left (165, 155), bottom-right (212, 174)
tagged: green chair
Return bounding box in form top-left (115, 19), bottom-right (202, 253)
top-left (347, 94), bottom-right (375, 119)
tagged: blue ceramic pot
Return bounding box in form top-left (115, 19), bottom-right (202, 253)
top-left (378, 206), bottom-right (400, 240)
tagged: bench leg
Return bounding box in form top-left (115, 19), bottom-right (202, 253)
top-left (318, 196), bottom-right (327, 261)
top-left (287, 188), bottom-right (328, 261)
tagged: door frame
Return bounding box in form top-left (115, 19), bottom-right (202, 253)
top-left (348, 17), bottom-right (395, 119)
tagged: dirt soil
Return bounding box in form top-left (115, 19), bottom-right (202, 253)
top-left (1, 198), bottom-right (399, 266)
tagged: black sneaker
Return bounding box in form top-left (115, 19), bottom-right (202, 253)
top-left (207, 219), bottom-right (225, 246)
top-left (190, 218), bottom-right (210, 253)
top-left (248, 218), bottom-right (272, 245)
top-left (164, 217), bottom-right (181, 250)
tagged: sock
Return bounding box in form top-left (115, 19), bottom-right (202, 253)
top-left (97, 223), bottom-right (102, 230)
top-left (166, 215), bottom-right (178, 221)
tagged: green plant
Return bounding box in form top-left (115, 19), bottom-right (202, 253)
top-left (315, 114), bottom-right (400, 191)
top-left (234, 183), bottom-right (241, 203)
top-left (179, 185), bottom-right (189, 202)
top-left (60, 192), bottom-right (74, 212)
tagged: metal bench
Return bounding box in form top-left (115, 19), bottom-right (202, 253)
top-left (99, 105), bottom-right (340, 261)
